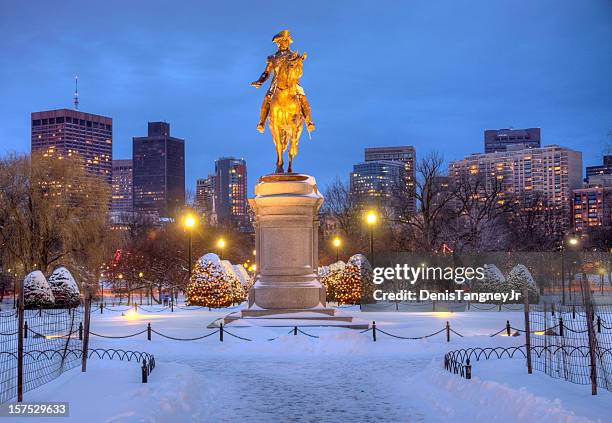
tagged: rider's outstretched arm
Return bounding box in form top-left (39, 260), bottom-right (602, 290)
top-left (251, 58), bottom-right (273, 87)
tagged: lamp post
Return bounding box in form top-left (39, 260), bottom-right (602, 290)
top-left (366, 211), bottom-right (377, 266)
top-left (333, 237), bottom-right (342, 262)
top-left (561, 235), bottom-right (579, 305)
top-left (184, 215), bottom-right (196, 280)
top-left (217, 238), bottom-right (226, 260)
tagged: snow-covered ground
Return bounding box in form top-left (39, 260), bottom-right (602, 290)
top-left (21, 304), bottom-right (612, 423)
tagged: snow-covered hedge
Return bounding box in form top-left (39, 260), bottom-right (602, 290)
top-left (470, 264), bottom-right (506, 295)
top-left (48, 267), bottom-right (81, 308)
top-left (506, 264), bottom-right (539, 304)
top-left (23, 270), bottom-right (55, 309)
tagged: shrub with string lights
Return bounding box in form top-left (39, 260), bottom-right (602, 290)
top-left (336, 254), bottom-right (374, 305)
top-left (319, 261), bottom-right (345, 303)
top-left (186, 253), bottom-right (236, 308)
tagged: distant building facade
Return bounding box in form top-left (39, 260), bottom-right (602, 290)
top-left (111, 159), bottom-right (133, 213)
top-left (196, 175), bottom-right (217, 224)
top-left (31, 108), bottom-right (112, 183)
top-left (132, 122), bottom-right (185, 218)
top-left (484, 128), bottom-right (541, 153)
top-left (573, 175), bottom-right (612, 232)
top-left (351, 146), bottom-right (416, 214)
top-left (586, 155), bottom-right (612, 182)
top-left (449, 145), bottom-right (583, 221)
top-left (214, 157), bottom-right (248, 229)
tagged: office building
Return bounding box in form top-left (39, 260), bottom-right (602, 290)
top-left (31, 108), bottom-right (112, 183)
top-left (132, 122), bottom-right (185, 218)
top-left (351, 146), bottom-right (416, 214)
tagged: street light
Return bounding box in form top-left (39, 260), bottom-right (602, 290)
top-left (561, 235), bottom-right (579, 305)
top-left (183, 214), bottom-right (196, 280)
top-left (333, 237), bottom-right (342, 262)
top-left (365, 211), bottom-right (378, 265)
top-left (217, 238), bottom-right (226, 259)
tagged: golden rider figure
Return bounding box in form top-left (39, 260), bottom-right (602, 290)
top-left (251, 30), bottom-right (315, 133)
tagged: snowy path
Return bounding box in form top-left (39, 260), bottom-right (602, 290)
top-left (19, 307), bottom-right (612, 422)
top-left (184, 355), bottom-right (429, 422)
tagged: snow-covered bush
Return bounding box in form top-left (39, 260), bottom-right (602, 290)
top-left (221, 260), bottom-right (246, 305)
top-left (233, 264), bottom-right (253, 290)
top-left (506, 264), bottom-right (539, 304)
top-left (336, 254), bottom-right (374, 305)
top-left (47, 267), bottom-right (81, 308)
top-left (23, 270), bottom-right (55, 309)
top-left (470, 264), bottom-right (506, 296)
top-left (319, 261), bottom-right (345, 302)
top-left (186, 254), bottom-right (243, 307)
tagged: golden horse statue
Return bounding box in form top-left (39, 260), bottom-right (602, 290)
top-left (251, 30), bottom-right (314, 174)
top-left (267, 53), bottom-right (308, 173)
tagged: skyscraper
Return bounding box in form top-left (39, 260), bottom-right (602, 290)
top-left (132, 122), bottom-right (185, 218)
top-left (111, 159), bottom-right (133, 213)
top-left (484, 128), bottom-right (541, 153)
top-left (214, 157), bottom-right (248, 228)
top-left (449, 144), bottom-right (583, 222)
top-left (31, 108), bottom-right (112, 183)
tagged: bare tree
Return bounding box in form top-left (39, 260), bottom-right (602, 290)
top-left (0, 152), bottom-right (110, 291)
top-left (446, 171), bottom-right (511, 252)
top-left (391, 152), bottom-right (456, 251)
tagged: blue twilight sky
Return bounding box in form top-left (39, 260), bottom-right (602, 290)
top-left (1, 0), bottom-right (611, 194)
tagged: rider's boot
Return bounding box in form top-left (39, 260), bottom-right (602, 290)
top-left (257, 97), bottom-right (270, 133)
top-left (299, 96), bottom-right (315, 132)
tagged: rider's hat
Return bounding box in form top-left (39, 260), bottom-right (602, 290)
top-left (272, 29), bottom-right (293, 44)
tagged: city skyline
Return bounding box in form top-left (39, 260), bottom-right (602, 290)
top-left (1, 1), bottom-right (611, 195)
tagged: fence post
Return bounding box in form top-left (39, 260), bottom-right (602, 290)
top-left (559, 316), bottom-right (564, 337)
top-left (134, 303), bottom-right (138, 312)
top-left (572, 305), bottom-right (576, 319)
top-left (171, 299), bottom-right (174, 313)
top-left (78, 322), bottom-right (83, 340)
top-left (498, 303), bottom-right (502, 312)
top-left (100, 303), bottom-right (103, 314)
top-left (372, 321), bottom-right (376, 342)
top-left (17, 283), bottom-right (25, 402)
top-left (465, 358), bottom-right (472, 380)
top-left (597, 316), bottom-right (601, 333)
top-left (141, 358), bottom-right (148, 383)
top-left (523, 282), bottom-right (532, 374)
top-left (147, 323), bottom-right (151, 341)
top-left (293, 326), bottom-right (297, 336)
top-left (446, 321), bottom-right (450, 342)
top-left (81, 294), bottom-right (91, 372)
top-left (506, 320), bottom-right (511, 336)
top-left (23, 321), bottom-right (28, 339)
top-left (220, 323), bottom-right (224, 342)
